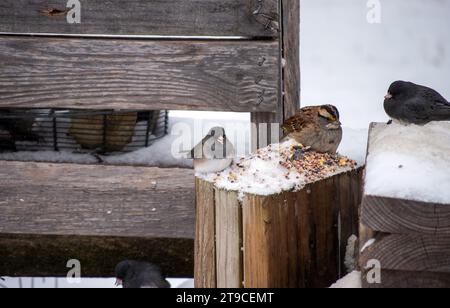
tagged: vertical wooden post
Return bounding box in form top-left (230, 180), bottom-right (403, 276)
top-left (251, 0), bottom-right (300, 149)
top-left (215, 190), bottom-right (243, 288)
top-left (194, 178), bottom-right (217, 288)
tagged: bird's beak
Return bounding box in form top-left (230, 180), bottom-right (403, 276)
top-left (385, 93), bottom-right (393, 100)
top-left (115, 279), bottom-right (123, 287)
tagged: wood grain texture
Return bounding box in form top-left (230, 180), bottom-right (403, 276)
top-left (241, 168), bottom-right (363, 288)
top-left (0, 161), bottom-right (195, 239)
top-left (361, 195), bottom-right (450, 235)
top-left (0, 36), bottom-right (279, 112)
top-left (281, 0), bottom-right (300, 117)
top-left (0, 0), bottom-right (279, 37)
top-left (194, 178), bottom-right (216, 288)
top-left (215, 189), bottom-right (243, 288)
top-left (0, 234), bottom-right (194, 278)
top-left (360, 234), bottom-right (450, 273)
top-left (362, 269), bottom-right (450, 289)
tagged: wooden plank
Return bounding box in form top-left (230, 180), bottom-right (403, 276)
top-left (0, 0), bottom-right (279, 37)
top-left (281, 0), bottom-right (300, 118)
top-left (243, 193), bottom-right (298, 288)
top-left (0, 161), bottom-right (195, 278)
top-left (360, 234), bottom-right (450, 274)
top-left (0, 36), bottom-right (279, 112)
top-left (0, 161), bottom-right (195, 238)
top-left (194, 178), bottom-right (216, 288)
top-left (361, 195), bottom-right (450, 235)
top-left (0, 234), bottom-right (194, 278)
top-left (215, 189), bottom-right (243, 288)
top-left (250, 1), bottom-right (300, 150)
top-left (362, 270), bottom-right (450, 289)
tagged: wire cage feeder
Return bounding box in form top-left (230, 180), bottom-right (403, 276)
top-left (0, 109), bottom-right (169, 154)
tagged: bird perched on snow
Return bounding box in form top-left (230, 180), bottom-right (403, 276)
top-left (190, 127), bottom-right (235, 173)
top-left (384, 81), bottom-right (450, 125)
top-left (282, 105), bottom-right (343, 154)
top-left (115, 260), bottom-right (171, 289)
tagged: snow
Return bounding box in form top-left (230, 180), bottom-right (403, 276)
top-left (301, 0), bottom-right (450, 129)
top-left (361, 239), bottom-right (376, 253)
top-left (345, 235), bottom-right (358, 273)
top-left (199, 139), bottom-right (358, 199)
top-left (0, 277), bottom-right (194, 289)
top-left (365, 122), bottom-right (450, 204)
top-left (329, 271), bottom-right (362, 289)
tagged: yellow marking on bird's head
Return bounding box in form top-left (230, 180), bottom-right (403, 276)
top-left (318, 108), bottom-right (336, 122)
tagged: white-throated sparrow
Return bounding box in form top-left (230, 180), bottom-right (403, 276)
top-left (282, 105), bottom-right (343, 154)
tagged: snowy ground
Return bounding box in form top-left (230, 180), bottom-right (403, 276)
top-left (329, 271), bottom-right (362, 289)
top-left (0, 277), bottom-right (194, 289)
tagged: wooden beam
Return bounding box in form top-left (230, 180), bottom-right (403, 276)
top-left (361, 195), bottom-right (450, 235)
top-left (0, 161), bottom-right (195, 277)
top-left (281, 0), bottom-right (300, 118)
top-left (360, 234), bottom-right (450, 274)
top-left (0, 234), bottom-right (194, 278)
top-left (0, 0), bottom-right (279, 37)
top-left (362, 270), bottom-right (450, 289)
top-left (251, 0), bottom-right (300, 149)
top-left (0, 36), bottom-right (279, 112)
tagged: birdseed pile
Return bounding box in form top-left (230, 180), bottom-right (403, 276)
top-left (199, 139), bottom-right (357, 199)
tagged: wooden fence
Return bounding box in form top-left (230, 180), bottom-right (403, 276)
top-left (0, 0), bottom-right (300, 277)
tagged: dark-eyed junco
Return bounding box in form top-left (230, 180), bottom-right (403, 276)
top-left (190, 127), bottom-right (235, 173)
top-left (282, 105), bottom-right (343, 154)
top-left (115, 261), bottom-right (171, 289)
top-left (384, 81), bottom-right (450, 125)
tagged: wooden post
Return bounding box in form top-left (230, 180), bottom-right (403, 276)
top-left (251, 0), bottom-right (300, 149)
top-left (360, 123), bottom-right (450, 288)
top-left (195, 168), bottom-right (364, 288)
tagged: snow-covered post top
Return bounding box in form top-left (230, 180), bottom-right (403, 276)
top-left (365, 122), bottom-right (450, 205)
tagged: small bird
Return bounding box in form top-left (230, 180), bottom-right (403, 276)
top-left (384, 81), bottom-right (450, 125)
top-left (282, 105), bottom-right (343, 154)
top-left (115, 261), bottom-right (171, 289)
top-left (190, 127), bottom-right (235, 173)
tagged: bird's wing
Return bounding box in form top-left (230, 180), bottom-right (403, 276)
top-left (282, 110), bottom-right (316, 136)
top-left (405, 87), bottom-right (450, 122)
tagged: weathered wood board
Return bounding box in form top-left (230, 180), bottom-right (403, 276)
top-left (194, 178), bottom-right (217, 288)
top-left (0, 161), bottom-right (195, 277)
top-left (195, 168), bottom-right (364, 288)
top-left (360, 234), bottom-right (450, 274)
top-left (0, 36), bottom-right (279, 112)
top-left (0, 0), bottom-right (279, 37)
top-left (280, 0), bottom-right (300, 118)
top-left (361, 195), bottom-right (450, 235)
top-left (362, 270), bottom-right (450, 289)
